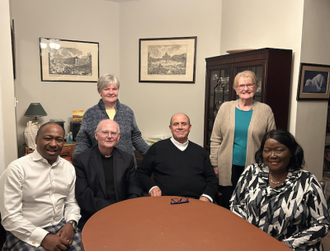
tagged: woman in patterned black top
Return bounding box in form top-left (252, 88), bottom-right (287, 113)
top-left (230, 129), bottom-right (330, 250)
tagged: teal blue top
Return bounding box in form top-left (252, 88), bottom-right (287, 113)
top-left (232, 107), bottom-right (253, 166)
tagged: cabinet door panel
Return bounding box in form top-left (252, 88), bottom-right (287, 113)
top-left (204, 68), bottom-right (231, 150)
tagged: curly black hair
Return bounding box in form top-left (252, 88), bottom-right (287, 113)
top-left (255, 129), bottom-right (304, 171)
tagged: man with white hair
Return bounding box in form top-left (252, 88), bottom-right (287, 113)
top-left (73, 119), bottom-right (143, 229)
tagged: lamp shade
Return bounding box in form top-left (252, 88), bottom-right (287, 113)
top-left (24, 103), bottom-right (47, 117)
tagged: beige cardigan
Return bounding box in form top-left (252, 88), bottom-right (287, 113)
top-left (210, 100), bottom-right (276, 186)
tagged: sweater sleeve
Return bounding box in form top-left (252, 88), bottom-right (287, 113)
top-left (136, 145), bottom-right (157, 192)
top-left (266, 106), bottom-right (276, 132)
top-left (209, 105), bottom-right (225, 167)
top-left (130, 112), bottom-right (149, 156)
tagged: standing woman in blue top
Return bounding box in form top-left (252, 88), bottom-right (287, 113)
top-left (210, 70), bottom-right (276, 209)
top-left (74, 74), bottom-right (149, 162)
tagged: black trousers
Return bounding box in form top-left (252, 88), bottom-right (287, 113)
top-left (218, 164), bottom-right (244, 209)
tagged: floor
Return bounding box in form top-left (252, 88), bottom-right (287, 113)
top-left (323, 232), bottom-right (330, 250)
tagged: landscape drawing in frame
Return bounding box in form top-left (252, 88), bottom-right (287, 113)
top-left (139, 36), bottom-right (197, 83)
top-left (297, 63), bottom-right (330, 100)
top-left (39, 38), bottom-right (99, 82)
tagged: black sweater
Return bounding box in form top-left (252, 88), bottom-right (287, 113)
top-left (137, 139), bottom-right (218, 200)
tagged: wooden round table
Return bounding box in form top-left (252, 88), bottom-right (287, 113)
top-left (82, 196), bottom-right (291, 251)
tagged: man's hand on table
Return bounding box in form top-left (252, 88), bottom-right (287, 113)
top-left (150, 187), bottom-right (162, 197)
top-left (199, 196), bottom-right (211, 202)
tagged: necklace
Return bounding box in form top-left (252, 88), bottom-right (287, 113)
top-left (269, 172), bottom-right (287, 185)
top-left (237, 99), bottom-right (254, 111)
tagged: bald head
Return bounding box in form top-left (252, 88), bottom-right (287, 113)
top-left (170, 113), bottom-right (190, 126)
top-left (96, 119), bottom-right (120, 133)
top-left (169, 113), bottom-right (191, 143)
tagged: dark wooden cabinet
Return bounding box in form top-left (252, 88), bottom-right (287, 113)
top-left (204, 48), bottom-right (292, 150)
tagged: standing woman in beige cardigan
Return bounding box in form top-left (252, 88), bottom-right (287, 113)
top-left (210, 70), bottom-right (275, 209)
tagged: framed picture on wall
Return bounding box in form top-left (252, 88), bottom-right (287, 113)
top-left (139, 36), bottom-right (197, 83)
top-left (297, 63), bottom-right (330, 100)
top-left (11, 20), bottom-right (16, 79)
top-left (39, 38), bottom-right (99, 82)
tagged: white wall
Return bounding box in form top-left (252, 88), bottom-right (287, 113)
top-left (295, 0), bottom-right (330, 179)
top-left (11, 0), bottom-right (222, 152)
top-left (221, 0), bottom-right (304, 133)
top-left (221, 0), bottom-right (330, 180)
top-left (8, 0), bottom-right (330, 179)
top-left (118, 0), bottom-right (222, 144)
top-left (10, 0), bottom-right (120, 155)
top-left (0, 0), bottom-right (17, 173)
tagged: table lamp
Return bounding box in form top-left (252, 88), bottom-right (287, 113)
top-left (24, 103), bottom-right (47, 149)
top-left (24, 103), bottom-right (47, 120)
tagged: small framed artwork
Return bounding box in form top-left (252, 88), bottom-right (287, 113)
top-left (139, 36), bottom-right (197, 83)
top-left (39, 38), bottom-right (99, 82)
top-left (297, 63), bottom-right (330, 100)
top-left (11, 20), bottom-right (16, 79)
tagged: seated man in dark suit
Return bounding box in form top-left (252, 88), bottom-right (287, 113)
top-left (137, 113), bottom-right (218, 202)
top-left (73, 119), bottom-right (143, 229)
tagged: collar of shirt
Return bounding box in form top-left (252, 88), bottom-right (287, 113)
top-left (170, 137), bottom-right (189, 151)
top-left (31, 149), bottom-right (61, 167)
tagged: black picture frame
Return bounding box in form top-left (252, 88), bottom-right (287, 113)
top-left (11, 19), bottom-right (16, 79)
top-left (39, 38), bottom-right (99, 82)
top-left (297, 63), bottom-right (330, 100)
top-left (139, 36), bottom-right (197, 83)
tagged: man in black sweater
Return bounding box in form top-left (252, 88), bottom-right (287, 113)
top-left (137, 113), bottom-right (218, 202)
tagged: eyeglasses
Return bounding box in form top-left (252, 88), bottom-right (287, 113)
top-left (238, 84), bottom-right (254, 89)
top-left (170, 197), bottom-right (189, 205)
top-left (99, 131), bottom-right (118, 137)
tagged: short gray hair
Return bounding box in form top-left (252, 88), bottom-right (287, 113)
top-left (233, 70), bottom-right (259, 90)
top-left (97, 74), bottom-right (120, 93)
top-left (96, 119), bottom-right (120, 133)
top-left (169, 113), bottom-right (191, 125)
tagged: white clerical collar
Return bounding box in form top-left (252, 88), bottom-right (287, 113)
top-left (170, 137), bottom-right (189, 151)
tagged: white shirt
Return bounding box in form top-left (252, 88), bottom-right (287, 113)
top-left (149, 137), bottom-right (213, 202)
top-left (0, 150), bottom-right (81, 247)
top-left (170, 137), bottom-right (189, 151)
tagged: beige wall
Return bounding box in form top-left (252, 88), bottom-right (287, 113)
top-left (11, 0), bottom-right (222, 151)
top-left (5, 0), bottom-right (330, 179)
top-left (10, 0), bottom-right (120, 156)
top-left (118, 0), bottom-right (222, 143)
top-left (221, 0), bottom-right (304, 133)
top-left (221, 0), bottom-right (330, 180)
top-left (0, 0), bottom-right (17, 173)
top-left (295, 0), bottom-right (330, 179)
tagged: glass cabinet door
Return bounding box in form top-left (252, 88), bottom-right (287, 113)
top-left (207, 68), bottom-right (230, 144)
top-left (235, 65), bottom-right (263, 102)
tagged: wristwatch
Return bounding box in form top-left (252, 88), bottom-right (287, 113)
top-left (68, 220), bottom-right (77, 232)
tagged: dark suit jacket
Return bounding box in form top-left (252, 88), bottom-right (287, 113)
top-left (73, 145), bottom-right (143, 229)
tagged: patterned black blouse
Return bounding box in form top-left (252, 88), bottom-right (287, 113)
top-left (230, 163), bottom-right (330, 251)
